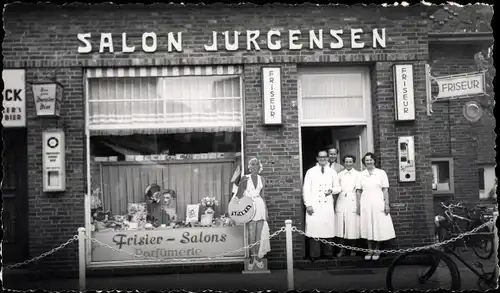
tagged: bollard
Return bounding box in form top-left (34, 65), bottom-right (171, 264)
top-left (493, 212), bottom-right (498, 280)
top-left (78, 227), bottom-right (86, 292)
top-left (285, 219), bottom-right (294, 291)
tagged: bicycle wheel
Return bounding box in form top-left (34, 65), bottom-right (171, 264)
top-left (471, 227), bottom-right (494, 260)
top-left (386, 249), bottom-right (461, 291)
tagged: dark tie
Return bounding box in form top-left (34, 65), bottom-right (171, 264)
top-left (321, 166), bottom-right (324, 174)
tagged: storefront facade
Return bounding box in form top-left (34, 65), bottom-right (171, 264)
top-left (2, 4), bottom-right (494, 274)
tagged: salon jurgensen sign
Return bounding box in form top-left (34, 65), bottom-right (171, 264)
top-left (76, 28), bottom-right (387, 53)
top-left (91, 227), bottom-right (245, 262)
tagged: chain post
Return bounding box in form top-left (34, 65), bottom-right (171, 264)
top-left (78, 227), bottom-right (86, 292)
top-left (285, 219), bottom-right (294, 291)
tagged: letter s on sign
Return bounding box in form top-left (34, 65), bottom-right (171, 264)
top-left (77, 33), bottom-right (92, 53)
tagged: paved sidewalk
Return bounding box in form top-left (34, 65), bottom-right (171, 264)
top-left (3, 251), bottom-right (496, 292)
top-left (4, 268), bottom-right (390, 291)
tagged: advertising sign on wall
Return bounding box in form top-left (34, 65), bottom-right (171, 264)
top-left (32, 82), bottom-right (64, 117)
top-left (91, 226), bottom-right (245, 263)
top-left (435, 72), bottom-right (485, 99)
top-left (2, 69), bottom-right (26, 127)
top-left (393, 64), bottom-right (415, 121)
top-left (262, 67), bottom-right (282, 125)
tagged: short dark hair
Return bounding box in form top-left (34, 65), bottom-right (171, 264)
top-left (361, 152), bottom-right (377, 166)
top-left (317, 150), bottom-right (328, 157)
top-left (342, 154), bottom-right (356, 163)
top-left (326, 145), bottom-right (338, 152)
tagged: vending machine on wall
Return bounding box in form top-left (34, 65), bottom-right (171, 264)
top-left (398, 136), bottom-right (416, 182)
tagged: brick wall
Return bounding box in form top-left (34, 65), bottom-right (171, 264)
top-left (372, 61), bottom-right (435, 246)
top-left (3, 3), bottom-right (436, 271)
top-left (25, 67), bottom-right (86, 274)
top-left (429, 44), bottom-right (496, 214)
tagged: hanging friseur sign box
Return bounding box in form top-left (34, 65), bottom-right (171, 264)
top-left (262, 66), bottom-right (282, 125)
top-left (32, 82), bottom-right (64, 117)
top-left (393, 64), bottom-right (415, 121)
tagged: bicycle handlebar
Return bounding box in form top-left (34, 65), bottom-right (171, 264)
top-left (440, 202), bottom-right (466, 210)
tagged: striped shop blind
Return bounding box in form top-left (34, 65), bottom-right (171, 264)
top-left (85, 65), bottom-right (244, 135)
top-left (85, 65), bottom-right (243, 79)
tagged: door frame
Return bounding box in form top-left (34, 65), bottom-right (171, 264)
top-left (297, 65), bottom-right (374, 258)
top-left (2, 128), bottom-right (29, 263)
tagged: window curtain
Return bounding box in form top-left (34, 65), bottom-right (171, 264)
top-left (299, 72), bottom-right (366, 124)
top-left (86, 66), bottom-right (242, 135)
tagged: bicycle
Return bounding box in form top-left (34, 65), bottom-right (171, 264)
top-left (386, 218), bottom-right (498, 291)
top-left (436, 202), bottom-right (495, 260)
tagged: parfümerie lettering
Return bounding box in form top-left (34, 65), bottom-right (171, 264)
top-left (77, 29), bottom-right (386, 53)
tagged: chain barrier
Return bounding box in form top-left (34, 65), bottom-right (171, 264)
top-left (88, 226), bottom-right (286, 263)
top-left (4, 235), bottom-right (79, 270)
top-left (3, 219), bottom-right (495, 269)
top-left (292, 219), bottom-right (496, 255)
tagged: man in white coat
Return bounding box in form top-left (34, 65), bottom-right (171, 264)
top-left (303, 150), bottom-right (342, 261)
top-left (335, 154), bottom-right (361, 257)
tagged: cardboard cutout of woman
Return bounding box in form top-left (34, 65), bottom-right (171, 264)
top-left (235, 157), bottom-right (271, 270)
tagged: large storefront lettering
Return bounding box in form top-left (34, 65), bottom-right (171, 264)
top-left (91, 226), bottom-right (245, 263)
top-left (77, 28), bottom-right (386, 53)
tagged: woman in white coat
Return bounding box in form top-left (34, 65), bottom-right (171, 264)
top-left (335, 154), bottom-right (361, 257)
top-left (303, 150), bottom-right (341, 261)
top-left (356, 152), bottom-right (396, 260)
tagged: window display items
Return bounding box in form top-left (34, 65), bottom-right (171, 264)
top-left (200, 196), bottom-right (219, 226)
top-left (186, 204), bottom-right (200, 223)
top-left (144, 183), bottom-right (178, 228)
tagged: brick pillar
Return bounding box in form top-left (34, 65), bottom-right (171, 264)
top-left (373, 61), bottom-right (435, 248)
top-left (243, 64), bottom-right (304, 263)
top-left (26, 67), bottom-right (86, 275)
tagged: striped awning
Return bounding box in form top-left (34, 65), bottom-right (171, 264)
top-left (85, 65), bottom-right (243, 78)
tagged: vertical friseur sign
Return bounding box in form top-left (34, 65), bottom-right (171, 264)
top-left (2, 69), bottom-right (26, 127)
top-left (393, 64), bottom-right (415, 121)
top-left (262, 67), bottom-right (282, 125)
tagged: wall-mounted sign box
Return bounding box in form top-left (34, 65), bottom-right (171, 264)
top-left (435, 72), bottom-right (485, 99)
top-left (2, 69), bottom-right (26, 127)
top-left (393, 64), bottom-right (415, 121)
top-left (262, 67), bottom-right (282, 125)
top-left (42, 129), bottom-right (66, 192)
top-left (32, 82), bottom-right (64, 117)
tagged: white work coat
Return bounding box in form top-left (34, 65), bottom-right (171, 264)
top-left (303, 165), bottom-right (341, 238)
top-left (335, 168), bottom-right (361, 239)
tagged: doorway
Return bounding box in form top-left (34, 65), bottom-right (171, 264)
top-left (2, 128), bottom-right (29, 263)
top-left (301, 125), bottom-right (368, 176)
top-left (300, 125), bottom-right (369, 259)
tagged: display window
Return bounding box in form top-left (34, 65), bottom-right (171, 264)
top-left (85, 66), bottom-right (246, 265)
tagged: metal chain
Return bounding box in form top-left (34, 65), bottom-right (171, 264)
top-left (292, 219), bottom-right (495, 254)
top-left (4, 235), bottom-right (79, 270)
top-left (88, 226), bottom-right (286, 263)
top-left (2, 219), bottom-right (495, 269)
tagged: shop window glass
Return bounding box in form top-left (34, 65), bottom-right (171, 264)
top-left (86, 69), bottom-right (245, 264)
top-left (432, 158), bottom-right (454, 194)
top-left (478, 165), bottom-right (496, 200)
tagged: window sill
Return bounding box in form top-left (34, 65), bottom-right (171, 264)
top-left (433, 191), bottom-right (454, 197)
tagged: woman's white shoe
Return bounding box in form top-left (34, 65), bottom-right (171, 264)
top-left (372, 253), bottom-right (380, 260)
top-left (364, 253), bottom-right (372, 260)
top-left (256, 259), bottom-right (264, 269)
top-left (248, 261), bottom-right (255, 270)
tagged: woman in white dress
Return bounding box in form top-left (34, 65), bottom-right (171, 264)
top-left (235, 157), bottom-right (269, 270)
top-left (335, 154), bottom-right (361, 257)
top-left (356, 152), bottom-right (396, 260)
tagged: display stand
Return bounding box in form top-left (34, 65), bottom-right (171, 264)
top-left (242, 258), bottom-right (271, 274)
